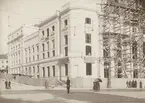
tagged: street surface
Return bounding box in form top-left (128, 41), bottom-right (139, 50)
top-left (1, 79), bottom-right (145, 103)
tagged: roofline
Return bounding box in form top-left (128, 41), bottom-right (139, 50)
top-left (8, 26), bottom-right (23, 37)
top-left (35, 6), bottom-right (98, 27)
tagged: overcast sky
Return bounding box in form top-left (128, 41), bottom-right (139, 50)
top-left (0, 0), bottom-right (69, 54)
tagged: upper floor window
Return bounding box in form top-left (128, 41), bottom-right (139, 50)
top-left (32, 46), bottom-right (35, 53)
top-left (65, 47), bottom-right (68, 56)
top-left (47, 28), bottom-right (49, 37)
top-left (37, 45), bottom-right (39, 52)
top-left (85, 33), bottom-right (91, 43)
top-left (86, 46), bottom-right (92, 56)
top-left (47, 42), bottom-right (49, 50)
top-left (64, 19), bottom-right (68, 26)
top-left (64, 35), bottom-right (68, 45)
top-left (85, 18), bottom-right (91, 24)
top-left (42, 43), bottom-right (45, 52)
top-left (42, 30), bottom-right (45, 36)
top-left (52, 40), bottom-right (55, 49)
top-left (52, 26), bottom-right (55, 31)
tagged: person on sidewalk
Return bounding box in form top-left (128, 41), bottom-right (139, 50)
top-left (8, 81), bottom-right (11, 89)
top-left (66, 77), bottom-right (70, 94)
top-left (4, 80), bottom-right (7, 89)
top-left (140, 81), bottom-right (142, 90)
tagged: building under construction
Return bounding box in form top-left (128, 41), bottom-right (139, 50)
top-left (99, 0), bottom-right (145, 82)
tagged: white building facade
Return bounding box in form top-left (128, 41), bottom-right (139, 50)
top-left (8, 0), bottom-right (103, 81)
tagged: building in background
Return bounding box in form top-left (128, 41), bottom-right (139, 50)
top-left (0, 54), bottom-right (8, 73)
top-left (7, 25), bottom-right (38, 76)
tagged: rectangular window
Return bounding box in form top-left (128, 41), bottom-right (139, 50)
top-left (42, 31), bottom-right (45, 36)
top-left (86, 46), bottom-right (91, 56)
top-left (85, 18), bottom-right (91, 24)
top-left (47, 28), bottom-right (49, 37)
top-left (47, 52), bottom-right (50, 57)
top-left (53, 50), bottom-right (55, 56)
top-left (85, 33), bottom-right (91, 43)
top-left (33, 66), bottom-right (35, 74)
top-left (37, 65), bottom-right (39, 73)
top-left (37, 45), bottom-right (39, 52)
top-left (86, 63), bottom-right (92, 75)
top-left (52, 26), bottom-right (55, 31)
top-left (104, 68), bottom-right (109, 78)
top-left (65, 47), bottom-right (68, 56)
top-left (33, 46), bottom-right (35, 53)
top-left (43, 53), bottom-right (45, 59)
top-left (42, 43), bottom-right (45, 52)
top-left (52, 40), bottom-right (55, 49)
top-left (64, 35), bottom-right (68, 45)
top-left (64, 19), bottom-right (68, 26)
top-left (65, 64), bottom-right (68, 76)
top-left (47, 42), bottom-right (49, 50)
top-left (52, 66), bottom-right (55, 76)
top-left (29, 57), bottom-right (31, 62)
top-left (47, 67), bottom-right (50, 77)
top-left (42, 67), bottom-right (45, 77)
top-left (37, 55), bottom-right (39, 60)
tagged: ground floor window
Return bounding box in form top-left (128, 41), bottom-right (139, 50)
top-left (86, 63), bottom-right (92, 75)
top-left (42, 67), bottom-right (45, 77)
top-left (52, 66), bottom-right (55, 76)
top-left (47, 66), bottom-right (50, 77)
top-left (104, 68), bottom-right (109, 78)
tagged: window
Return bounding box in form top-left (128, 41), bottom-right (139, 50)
top-left (29, 48), bottom-right (31, 54)
top-left (64, 35), bottom-right (68, 45)
top-left (133, 69), bottom-right (138, 78)
top-left (42, 43), bottom-right (45, 52)
top-left (47, 42), bottom-right (49, 50)
top-left (29, 57), bottom-right (31, 62)
top-left (86, 63), bottom-right (92, 75)
top-left (6, 61), bottom-right (8, 63)
top-left (43, 53), bottom-right (45, 59)
top-left (86, 46), bottom-right (91, 56)
top-left (47, 28), bottom-right (49, 37)
top-left (47, 67), bottom-right (50, 77)
top-left (64, 19), bottom-right (68, 26)
top-left (47, 52), bottom-right (49, 57)
top-left (42, 67), bottom-right (45, 77)
top-left (53, 50), bottom-right (55, 56)
top-left (52, 40), bottom-right (55, 49)
top-left (65, 64), bottom-right (68, 76)
top-left (52, 66), bottom-right (55, 76)
top-left (85, 33), bottom-right (91, 43)
top-left (33, 46), bottom-right (35, 53)
top-left (29, 67), bottom-right (31, 75)
top-left (52, 26), bottom-right (55, 31)
top-left (85, 18), bottom-right (91, 24)
top-left (42, 31), bottom-right (45, 36)
top-left (104, 68), bottom-right (109, 78)
top-left (26, 57), bottom-right (27, 63)
top-left (37, 55), bottom-right (39, 60)
top-left (2, 60), bottom-right (3, 63)
top-left (132, 41), bottom-right (137, 59)
top-left (37, 45), bottom-right (39, 52)
top-left (33, 66), bottom-right (35, 74)
top-left (65, 47), bottom-right (68, 56)
top-left (2, 65), bottom-right (4, 68)
top-left (37, 65), bottom-right (39, 73)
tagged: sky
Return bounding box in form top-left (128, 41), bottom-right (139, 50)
top-left (0, 0), bottom-right (68, 54)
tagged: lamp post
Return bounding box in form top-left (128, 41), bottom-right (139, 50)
top-left (107, 64), bottom-right (111, 88)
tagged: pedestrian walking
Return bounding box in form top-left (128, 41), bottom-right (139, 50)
top-left (126, 80), bottom-right (129, 88)
top-left (4, 80), bottom-right (8, 89)
top-left (66, 77), bottom-right (70, 94)
top-left (140, 81), bottom-right (142, 90)
top-left (45, 80), bottom-right (48, 89)
top-left (8, 81), bottom-right (11, 89)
